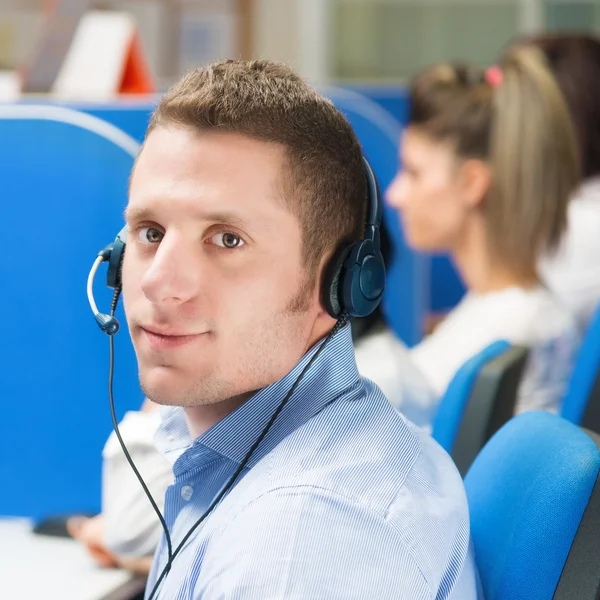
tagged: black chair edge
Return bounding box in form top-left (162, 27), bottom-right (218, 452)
top-left (452, 345), bottom-right (529, 477)
top-left (552, 428), bottom-right (600, 600)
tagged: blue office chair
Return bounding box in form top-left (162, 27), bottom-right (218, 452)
top-left (561, 304), bottom-right (600, 433)
top-left (465, 411), bottom-right (600, 600)
top-left (432, 340), bottom-right (528, 475)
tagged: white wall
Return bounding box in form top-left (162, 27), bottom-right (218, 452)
top-left (253, 0), bottom-right (299, 69)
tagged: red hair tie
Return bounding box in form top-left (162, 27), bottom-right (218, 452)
top-left (486, 66), bottom-right (503, 87)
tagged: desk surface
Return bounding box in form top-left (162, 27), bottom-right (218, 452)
top-left (0, 518), bottom-right (146, 600)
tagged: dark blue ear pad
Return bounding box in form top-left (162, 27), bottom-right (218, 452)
top-left (323, 246), bottom-right (352, 318)
top-left (339, 239), bottom-right (385, 318)
top-left (107, 227), bottom-right (128, 290)
top-left (323, 239), bottom-right (386, 319)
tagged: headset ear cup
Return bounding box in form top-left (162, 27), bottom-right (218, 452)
top-left (322, 246), bottom-right (352, 319)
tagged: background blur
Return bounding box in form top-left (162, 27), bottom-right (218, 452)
top-left (0, 0), bottom-right (599, 89)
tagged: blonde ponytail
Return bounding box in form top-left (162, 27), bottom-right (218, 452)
top-left (488, 46), bottom-right (579, 275)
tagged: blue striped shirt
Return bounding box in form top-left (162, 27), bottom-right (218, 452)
top-left (146, 324), bottom-right (482, 599)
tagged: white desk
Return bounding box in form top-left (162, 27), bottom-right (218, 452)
top-left (0, 519), bottom-right (146, 600)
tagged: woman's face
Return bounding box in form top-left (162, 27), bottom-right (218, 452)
top-left (386, 127), bottom-right (477, 252)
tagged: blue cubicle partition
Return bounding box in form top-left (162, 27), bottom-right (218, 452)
top-left (1, 105), bottom-right (145, 517)
top-left (0, 90), bottom-right (427, 518)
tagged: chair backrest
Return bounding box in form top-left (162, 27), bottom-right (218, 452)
top-left (561, 305), bottom-right (600, 433)
top-left (433, 341), bottom-right (528, 475)
top-left (465, 411), bottom-right (600, 600)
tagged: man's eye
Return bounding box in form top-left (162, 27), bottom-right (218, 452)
top-left (138, 227), bottom-right (164, 244)
top-left (211, 232), bottom-right (245, 249)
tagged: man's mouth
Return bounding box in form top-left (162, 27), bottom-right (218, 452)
top-left (139, 325), bottom-right (208, 350)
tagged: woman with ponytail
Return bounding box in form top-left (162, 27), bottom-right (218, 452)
top-left (386, 46), bottom-right (581, 422)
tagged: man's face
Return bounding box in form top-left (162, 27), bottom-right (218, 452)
top-left (123, 127), bottom-right (326, 407)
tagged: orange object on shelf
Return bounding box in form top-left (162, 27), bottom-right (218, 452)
top-left (119, 31), bottom-right (156, 95)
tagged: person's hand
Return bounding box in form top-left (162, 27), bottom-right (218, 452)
top-left (67, 515), bottom-right (119, 568)
top-left (67, 514), bottom-right (153, 576)
top-left (117, 555), bottom-right (154, 576)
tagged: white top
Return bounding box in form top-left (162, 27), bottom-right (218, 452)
top-left (410, 285), bottom-right (580, 416)
top-left (102, 410), bottom-right (173, 557)
top-left (539, 177), bottom-right (600, 330)
top-left (355, 327), bottom-right (438, 428)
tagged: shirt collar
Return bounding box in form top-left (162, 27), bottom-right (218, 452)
top-left (156, 323), bottom-right (362, 470)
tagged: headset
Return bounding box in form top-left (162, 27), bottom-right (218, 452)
top-left (86, 156), bottom-right (385, 599)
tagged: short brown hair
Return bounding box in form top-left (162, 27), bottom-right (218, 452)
top-left (519, 33), bottom-right (600, 180)
top-left (146, 60), bottom-right (367, 274)
top-left (409, 47), bottom-right (580, 276)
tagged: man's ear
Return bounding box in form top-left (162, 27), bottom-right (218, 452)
top-left (459, 159), bottom-right (492, 209)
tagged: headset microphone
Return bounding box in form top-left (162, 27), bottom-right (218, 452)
top-left (87, 251), bottom-right (120, 335)
top-left (87, 228), bottom-right (128, 336)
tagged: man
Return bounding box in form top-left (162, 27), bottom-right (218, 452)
top-left (121, 59), bottom-right (481, 599)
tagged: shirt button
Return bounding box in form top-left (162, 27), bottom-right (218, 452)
top-left (181, 485), bottom-right (194, 501)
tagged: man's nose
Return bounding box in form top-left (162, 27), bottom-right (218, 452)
top-left (141, 234), bottom-right (202, 306)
